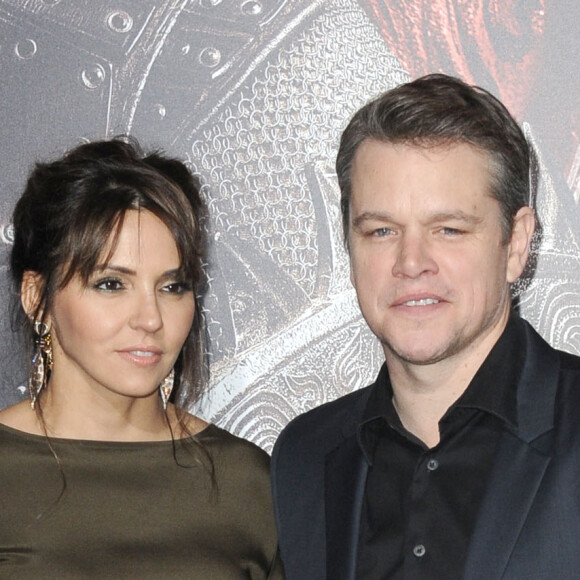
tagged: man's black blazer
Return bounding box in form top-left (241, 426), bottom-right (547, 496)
top-left (272, 318), bottom-right (580, 579)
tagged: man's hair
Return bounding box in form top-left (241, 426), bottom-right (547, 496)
top-left (336, 74), bottom-right (531, 244)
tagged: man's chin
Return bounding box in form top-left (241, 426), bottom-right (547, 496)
top-left (381, 339), bottom-right (459, 367)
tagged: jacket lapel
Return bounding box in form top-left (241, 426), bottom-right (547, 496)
top-left (325, 433), bottom-right (368, 580)
top-left (463, 321), bottom-right (560, 579)
top-left (462, 431), bottom-right (551, 578)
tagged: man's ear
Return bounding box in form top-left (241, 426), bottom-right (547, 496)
top-left (21, 271), bottom-right (46, 321)
top-left (506, 206), bottom-right (536, 284)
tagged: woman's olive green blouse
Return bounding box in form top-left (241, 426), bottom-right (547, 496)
top-left (0, 422), bottom-right (284, 579)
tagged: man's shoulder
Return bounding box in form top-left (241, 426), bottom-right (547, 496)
top-left (522, 317), bottom-right (580, 373)
top-left (286, 385), bottom-right (371, 433)
top-left (272, 377), bottom-right (378, 464)
top-left (557, 349), bottom-right (580, 372)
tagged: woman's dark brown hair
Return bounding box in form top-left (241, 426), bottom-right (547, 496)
top-left (11, 137), bottom-right (209, 411)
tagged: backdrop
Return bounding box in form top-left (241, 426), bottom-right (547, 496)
top-left (1, 0), bottom-right (578, 452)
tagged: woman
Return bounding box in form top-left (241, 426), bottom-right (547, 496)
top-left (0, 138), bottom-right (284, 579)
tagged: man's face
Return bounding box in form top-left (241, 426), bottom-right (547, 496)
top-left (348, 139), bottom-right (530, 370)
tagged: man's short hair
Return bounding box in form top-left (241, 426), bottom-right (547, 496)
top-left (336, 74), bottom-right (531, 245)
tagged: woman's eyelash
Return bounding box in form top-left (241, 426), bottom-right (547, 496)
top-left (163, 281), bottom-right (193, 294)
top-left (90, 277), bottom-right (192, 294)
top-left (93, 277), bottom-right (123, 291)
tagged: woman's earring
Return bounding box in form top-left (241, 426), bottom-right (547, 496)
top-left (160, 369), bottom-right (174, 410)
top-left (29, 321), bottom-right (53, 409)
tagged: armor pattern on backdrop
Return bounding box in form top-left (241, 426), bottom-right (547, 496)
top-left (0, 0), bottom-right (579, 451)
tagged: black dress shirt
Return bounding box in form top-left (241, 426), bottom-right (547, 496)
top-left (356, 317), bottom-right (525, 579)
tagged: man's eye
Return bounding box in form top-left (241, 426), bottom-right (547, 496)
top-left (373, 227), bottom-right (394, 237)
top-left (441, 227), bottom-right (463, 236)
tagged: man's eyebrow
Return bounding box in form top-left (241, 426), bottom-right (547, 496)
top-left (351, 210), bottom-right (484, 229)
top-left (427, 211), bottom-right (484, 225)
top-left (351, 212), bottom-right (395, 229)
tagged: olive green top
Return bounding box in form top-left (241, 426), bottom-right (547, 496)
top-left (0, 422), bottom-right (284, 579)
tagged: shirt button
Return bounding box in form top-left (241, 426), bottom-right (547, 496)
top-left (413, 544), bottom-right (426, 558)
top-left (427, 458), bottom-right (439, 471)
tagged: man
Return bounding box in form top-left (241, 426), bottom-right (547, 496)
top-left (271, 74), bottom-right (580, 579)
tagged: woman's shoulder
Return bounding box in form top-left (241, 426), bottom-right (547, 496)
top-left (198, 424), bottom-right (271, 470)
top-left (197, 425), bottom-right (275, 514)
top-left (175, 410), bottom-right (266, 457)
top-left (0, 400), bottom-right (42, 436)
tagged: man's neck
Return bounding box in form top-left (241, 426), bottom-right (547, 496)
top-left (386, 322), bottom-right (508, 448)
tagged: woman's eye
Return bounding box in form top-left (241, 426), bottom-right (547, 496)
top-left (94, 278), bottom-right (123, 292)
top-left (162, 281), bottom-right (192, 295)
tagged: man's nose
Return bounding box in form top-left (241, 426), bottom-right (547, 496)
top-left (391, 233), bottom-right (438, 279)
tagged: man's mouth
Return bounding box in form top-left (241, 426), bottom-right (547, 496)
top-left (403, 298), bottom-right (440, 307)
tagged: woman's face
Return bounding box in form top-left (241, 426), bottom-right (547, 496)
top-left (44, 210), bottom-right (195, 406)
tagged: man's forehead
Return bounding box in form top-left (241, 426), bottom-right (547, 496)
top-left (354, 136), bottom-right (492, 161)
top-left (351, 139), bottom-right (496, 190)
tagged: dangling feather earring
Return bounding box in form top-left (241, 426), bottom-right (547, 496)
top-left (29, 321), bottom-right (53, 410)
top-left (160, 369), bottom-right (175, 410)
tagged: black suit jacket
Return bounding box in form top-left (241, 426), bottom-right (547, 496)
top-left (272, 319), bottom-right (580, 579)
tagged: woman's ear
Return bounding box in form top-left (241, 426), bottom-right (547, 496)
top-left (21, 271), bottom-right (46, 321)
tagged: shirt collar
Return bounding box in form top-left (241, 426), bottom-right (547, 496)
top-left (449, 315), bottom-right (522, 428)
top-left (358, 315), bottom-right (524, 463)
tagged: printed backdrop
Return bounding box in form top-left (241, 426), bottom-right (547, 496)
top-left (0, 0), bottom-right (578, 451)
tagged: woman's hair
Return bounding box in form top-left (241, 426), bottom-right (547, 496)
top-left (11, 137), bottom-right (209, 410)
